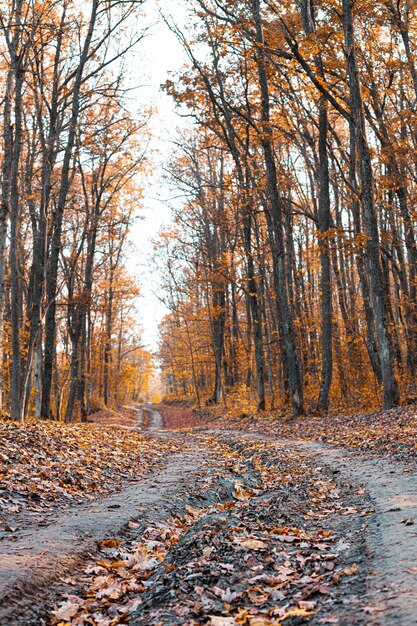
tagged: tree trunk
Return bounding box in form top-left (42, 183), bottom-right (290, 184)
top-left (9, 65), bottom-right (24, 420)
top-left (103, 272), bottom-right (113, 407)
top-left (41, 0), bottom-right (98, 419)
top-left (0, 67), bottom-right (14, 416)
top-left (343, 0), bottom-right (399, 408)
top-left (298, 0), bottom-right (333, 413)
top-left (251, 0), bottom-right (303, 415)
top-left (243, 207), bottom-right (266, 411)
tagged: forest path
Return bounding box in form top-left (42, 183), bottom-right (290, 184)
top-left (2, 411), bottom-right (417, 625)
top-left (218, 429), bottom-right (417, 625)
top-left (0, 427), bottom-right (214, 625)
top-left (137, 405), bottom-right (165, 431)
top-left (293, 438), bottom-right (417, 625)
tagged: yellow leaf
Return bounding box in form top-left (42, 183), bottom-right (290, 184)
top-left (185, 504), bottom-right (200, 517)
top-left (342, 563), bottom-right (358, 576)
top-left (282, 607), bottom-right (315, 620)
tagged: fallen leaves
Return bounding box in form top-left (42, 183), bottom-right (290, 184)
top-left (50, 435), bottom-right (364, 625)
top-left (97, 539), bottom-right (120, 549)
top-left (210, 404), bottom-right (417, 469)
top-left (246, 587), bottom-right (270, 606)
top-left (233, 482), bottom-right (251, 501)
top-left (51, 515), bottom-right (201, 624)
top-left (155, 402), bottom-right (202, 430)
top-left (340, 563), bottom-right (358, 576)
top-left (281, 606), bottom-right (315, 620)
top-left (184, 504), bottom-right (200, 517)
top-left (51, 597), bottom-right (82, 623)
top-left (0, 420), bottom-right (178, 534)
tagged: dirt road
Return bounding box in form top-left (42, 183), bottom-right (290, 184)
top-left (1, 408), bottom-right (417, 625)
top-left (295, 439), bottom-right (417, 625)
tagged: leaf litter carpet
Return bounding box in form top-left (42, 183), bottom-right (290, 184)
top-left (1, 407), bottom-right (417, 625)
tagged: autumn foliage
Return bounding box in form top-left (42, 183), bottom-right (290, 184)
top-left (157, 0), bottom-right (417, 416)
top-left (0, 0), bottom-right (153, 421)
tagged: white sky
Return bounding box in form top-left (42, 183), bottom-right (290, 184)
top-left (125, 1), bottom-right (189, 352)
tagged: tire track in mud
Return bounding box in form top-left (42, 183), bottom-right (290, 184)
top-left (222, 429), bottom-right (417, 625)
top-left (0, 435), bottom-right (212, 625)
top-left (292, 439), bottom-right (417, 625)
